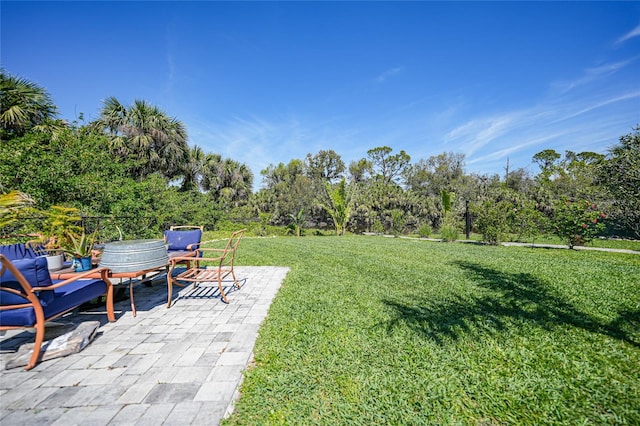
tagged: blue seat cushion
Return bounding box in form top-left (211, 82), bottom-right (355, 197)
top-left (164, 229), bottom-right (202, 251)
top-left (0, 278), bottom-right (107, 327)
top-left (0, 243), bottom-right (41, 261)
top-left (1, 257), bottom-right (54, 304)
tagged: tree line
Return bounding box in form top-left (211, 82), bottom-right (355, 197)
top-left (1, 69), bottom-right (638, 243)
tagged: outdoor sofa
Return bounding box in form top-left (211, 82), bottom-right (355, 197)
top-left (0, 243), bottom-right (114, 370)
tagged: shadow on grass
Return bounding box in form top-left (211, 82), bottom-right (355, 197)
top-left (384, 261), bottom-right (639, 347)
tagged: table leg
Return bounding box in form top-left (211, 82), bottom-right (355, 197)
top-left (129, 279), bottom-right (136, 317)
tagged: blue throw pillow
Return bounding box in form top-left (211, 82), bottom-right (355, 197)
top-left (0, 243), bottom-right (40, 260)
top-left (0, 257), bottom-right (54, 304)
top-left (164, 229), bottom-right (202, 251)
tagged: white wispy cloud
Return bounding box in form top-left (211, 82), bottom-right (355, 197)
top-left (614, 24), bottom-right (640, 46)
top-left (445, 113), bottom-right (521, 157)
top-left (186, 114), bottom-right (359, 189)
top-left (442, 82), bottom-right (638, 174)
top-left (551, 58), bottom-right (636, 93)
top-left (553, 91), bottom-right (640, 122)
top-left (552, 58), bottom-right (635, 93)
top-left (374, 66), bottom-right (404, 83)
top-left (466, 131), bottom-right (570, 166)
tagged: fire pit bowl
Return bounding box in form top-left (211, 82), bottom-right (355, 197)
top-left (99, 239), bottom-right (169, 273)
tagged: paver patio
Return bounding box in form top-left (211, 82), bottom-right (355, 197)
top-left (0, 266), bottom-right (289, 425)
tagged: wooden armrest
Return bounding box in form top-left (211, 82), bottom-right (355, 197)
top-left (0, 287), bottom-right (28, 297)
top-left (32, 267), bottom-right (110, 292)
top-left (169, 254), bottom-right (225, 265)
top-left (0, 302), bottom-right (33, 310)
top-left (197, 248), bottom-right (225, 253)
top-left (169, 256), bottom-right (206, 266)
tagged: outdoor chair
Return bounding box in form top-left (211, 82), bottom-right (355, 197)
top-left (0, 254), bottom-right (115, 370)
top-left (166, 229), bottom-right (246, 307)
top-left (164, 226), bottom-right (203, 264)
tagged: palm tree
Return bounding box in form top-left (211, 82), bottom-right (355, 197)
top-left (200, 153), bottom-right (223, 194)
top-left (180, 145), bottom-right (206, 192)
top-left (318, 178), bottom-right (354, 235)
top-left (0, 190), bottom-right (34, 228)
top-left (201, 155), bottom-right (253, 204)
top-left (0, 70), bottom-right (60, 140)
top-left (233, 162), bottom-right (254, 201)
top-left (219, 159), bottom-right (253, 203)
top-left (95, 97), bottom-right (189, 179)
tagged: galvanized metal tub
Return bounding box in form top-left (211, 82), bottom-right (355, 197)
top-left (99, 239), bottom-right (169, 273)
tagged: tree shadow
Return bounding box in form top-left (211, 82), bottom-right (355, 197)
top-left (383, 261), bottom-right (639, 348)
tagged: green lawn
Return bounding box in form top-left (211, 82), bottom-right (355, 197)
top-left (222, 235), bottom-right (639, 425)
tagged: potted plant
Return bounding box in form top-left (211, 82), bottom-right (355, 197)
top-left (63, 229), bottom-right (98, 272)
top-left (27, 206), bottom-right (82, 271)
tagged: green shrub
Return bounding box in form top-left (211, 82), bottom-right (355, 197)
top-left (475, 200), bottom-right (514, 245)
top-left (372, 218), bottom-right (384, 235)
top-left (440, 224), bottom-right (459, 242)
top-left (552, 198), bottom-right (605, 248)
top-left (418, 223), bottom-right (432, 238)
top-left (440, 212), bottom-right (460, 242)
top-left (390, 209), bottom-right (406, 237)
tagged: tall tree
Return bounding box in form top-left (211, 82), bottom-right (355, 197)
top-left (257, 160), bottom-right (313, 225)
top-left (532, 149), bottom-right (561, 178)
top-left (348, 158), bottom-right (372, 183)
top-left (405, 152), bottom-right (465, 197)
top-left (202, 155), bottom-right (253, 205)
top-left (0, 70), bottom-right (61, 140)
top-left (94, 97), bottom-right (189, 180)
top-left (180, 145), bottom-right (206, 192)
top-left (305, 149), bottom-right (345, 183)
top-left (218, 159), bottom-right (253, 204)
top-left (367, 146), bottom-right (411, 185)
top-left (597, 126), bottom-right (640, 238)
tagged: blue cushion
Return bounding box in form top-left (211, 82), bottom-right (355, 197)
top-left (0, 257), bottom-right (54, 304)
top-left (0, 243), bottom-right (40, 261)
top-left (43, 279), bottom-right (107, 318)
top-left (164, 229), bottom-right (202, 251)
top-left (0, 278), bottom-right (107, 327)
top-left (0, 303), bottom-right (36, 327)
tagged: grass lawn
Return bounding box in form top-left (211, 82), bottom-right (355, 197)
top-left (222, 235), bottom-right (639, 425)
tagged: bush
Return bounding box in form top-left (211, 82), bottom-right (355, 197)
top-left (372, 218), bottom-right (384, 235)
top-left (390, 209), bottom-right (406, 237)
top-left (551, 198), bottom-right (605, 248)
top-left (475, 200), bottom-right (514, 245)
top-left (440, 211), bottom-right (461, 242)
top-left (418, 223), bottom-right (432, 238)
top-left (440, 224), bottom-right (459, 242)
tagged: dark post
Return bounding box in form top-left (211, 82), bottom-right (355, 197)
top-left (465, 200), bottom-right (470, 240)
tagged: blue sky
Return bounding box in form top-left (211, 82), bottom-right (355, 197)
top-left (2, 1), bottom-right (639, 189)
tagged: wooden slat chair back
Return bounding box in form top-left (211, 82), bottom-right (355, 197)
top-left (166, 229), bottom-right (246, 306)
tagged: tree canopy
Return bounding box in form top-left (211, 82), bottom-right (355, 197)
top-left (0, 70), bottom-right (60, 140)
top-left (94, 97), bottom-right (190, 180)
top-left (2, 70), bottom-right (638, 242)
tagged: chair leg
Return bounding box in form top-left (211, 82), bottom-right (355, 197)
top-left (231, 269), bottom-right (242, 289)
top-left (167, 275), bottom-right (174, 308)
top-left (105, 279), bottom-right (115, 322)
top-left (218, 272), bottom-right (229, 304)
top-left (25, 321), bottom-right (45, 370)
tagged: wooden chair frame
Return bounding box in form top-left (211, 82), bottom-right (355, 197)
top-left (0, 255), bottom-right (114, 370)
top-left (166, 229), bottom-right (245, 306)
